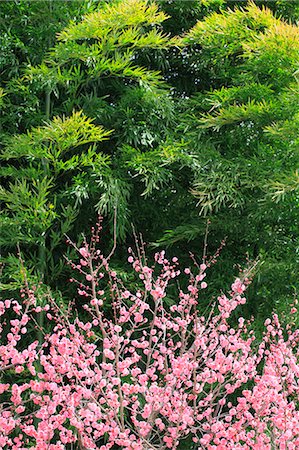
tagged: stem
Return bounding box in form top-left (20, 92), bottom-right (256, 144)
top-left (39, 0), bottom-right (53, 265)
top-left (37, 87), bottom-right (51, 342)
top-left (89, 256), bottom-right (108, 377)
top-left (106, 206), bottom-right (117, 261)
top-left (45, 89), bottom-right (51, 121)
top-left (115, 333), bottom-right (125, 430)
top-left (38, 88), bottom-right (51, 279)
top-left (202, 219), bottom-right (210, 265)
top-left (146, 301), bottom-right (158, 372)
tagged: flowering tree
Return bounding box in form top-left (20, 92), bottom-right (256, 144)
top-left (0, 226), bottom-right (299, 449)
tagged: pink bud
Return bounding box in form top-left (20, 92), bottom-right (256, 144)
top-left (79, 247), bottom-right (89, 259)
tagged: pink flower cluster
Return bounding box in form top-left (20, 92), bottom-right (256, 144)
top-left (0, 238), bottom-right (299, 449)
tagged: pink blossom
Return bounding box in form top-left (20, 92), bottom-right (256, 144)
top-left (79, 247), bottom-right (89, 259)
top-left (1, 240), bottom-right (299, 450)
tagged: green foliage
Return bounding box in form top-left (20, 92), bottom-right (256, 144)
top-left (0, 0), bottom-right (95, 73)
top-left (0, 0), bottom-right (96, 134)
top-left (0, 0), bottom-right (179, 294)
top-left (172, 2), bottom-right (299, 320)
top-left (96, 174), bottom-right (132, 241)
top-left (0, 111), bottom-right (112, 285)
top-left (152, 223), bottom-right (205, 247)
top-left (156, 0), bottom-right (225, 34)
top-left (0, 88), bottom-right (5, 108)
top-left (25, 0), bottom-right (178, 93)
top-left (1, 0), bottom-right (299, 331)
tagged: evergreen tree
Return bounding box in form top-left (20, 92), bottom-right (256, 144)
top-left (1, 0), bottom-right (298, 327)
top-left (0, 0), bottom-right (177, 292)
top-left (156, 2), bottom-right (299, 321)
top-left (0, 0), bottom-right (97, 135)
